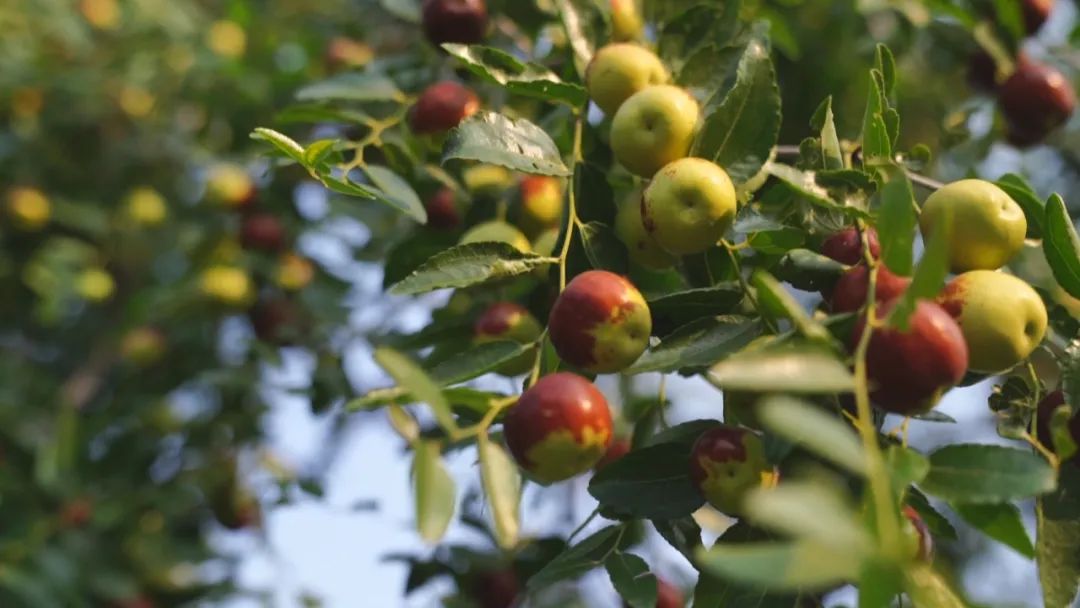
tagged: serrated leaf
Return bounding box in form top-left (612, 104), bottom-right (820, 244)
top-left (920, 443), bottom-right (1056, 503)
top-left (362, 165), bottom-right (426, 223)
top-left (708, 347), bottom-right (855, 393)
top-left (251, 127), bottom-right (306, 164)
top-left (429, 341), bottom-right (534, 385)
top-left (295, 72), bottom-right (402, 102)
top-left (442, 111), bottom-right (570, 177)
top-left (588, 442), bottom-right (704, 520)
top-left (578, 221), bottom-right (628, 274)
top-left (647, 284), bottom-right (744, 333)
top-left (875, 44), bottom-right (897, 97)
top-left (995, 174), bottom-right (1044, 238)
top-left (605, 553), bottom-right (657, 608)
top-left (766, 163), bottom-right (859, 215)
top-left (875, 166), bottom-right (917, 276)
top-left (478, 435), bottom-right (521, 550)
top-left (443, 44), bottom-right (587, 107)
top-left (758, 396), bottom-right (865, 476)
top-left (861, 70), bottom-right (891, 163)
top-left (374, 347), bottom-right (456, 433)
top-left (527, 525), bottom-right (622, 592)
top-left (812, 97), bottom-right (844, 170)
top-left (691, 38), bottom-right (781, 184)
top-left (1044, 194), bottom-right (1080, 299)
top-left (412, 440), bottom-right (456, 544)
top-left (389, 243), bottom-right (556, 295)
top-left (952, 501), bottom-right (1034, 558)
top-left (627, 316), bottom-right (761, 374)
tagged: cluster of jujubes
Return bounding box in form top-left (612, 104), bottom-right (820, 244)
top-left (822, 179), bottom-right (1047, 415)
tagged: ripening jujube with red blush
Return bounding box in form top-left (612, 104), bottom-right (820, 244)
top-left (1020, 0), bottom-right (1054, 34)
top-left (548, 270), bottom-right (652, 374)
top-left (902, 505), bottom-right (934, 562)
top-left (517, 175), bottom-right (562, 235)
top-left (424, 187), bottom-right (460, 229)
top-left (240, 212), bottom-right (287, 252)
top-left (622, 577), bottom-right (683, 608)
top-left (830, 263), bottom-right (911, 313)
top-left (1035, 391), bottom-right (1080, 465)
top-left (421, 0), bottom-right (488, 46)
top-left (852, 299), bottom-right (968, 415)
top-left (503, 372), bottom-right (613, 484)
top-left (689, 425), bottom-right (776, 516)
top-left (473, 302), bottom-right (542, 376)
top-left (998, 58), bottom-right (1075, 147)
top-left (408, 81), bottom-right (480, 135)
top-left (595, 436), bottom-right (631, 471)
top-left (821, 226), bottom-right (879, 265)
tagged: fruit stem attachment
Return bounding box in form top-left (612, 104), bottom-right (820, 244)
top-left (1023, 362), bottom-right (1059, 469)
top-left (556, 114), bottom-right (585, 292)
top-left (722, 240), bottom-right (779, 334)
top-left (451, 395), bottom-right (519, 441)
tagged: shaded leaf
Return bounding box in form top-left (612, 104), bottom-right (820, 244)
top-left (389, 243), bottom-right (556, 295)
top-left (952, 501), bottom-right (1034, 558)
top-left (412, 440), bottom-right (456, 544)
top-left (628, 316), bottom-right (761, 374)
top-left (921, 443), bottom-right (1056, 503)
top-left (1044, 194), bottom-right (1080, 299)
top-left (589, 442), bottom-right (704, 520)
top-left (442, 111), bottom-right (570, 177)
top-left (605, 553), bottom-right (657, 608)
top-left (443, 44), bottom-right (587, 107)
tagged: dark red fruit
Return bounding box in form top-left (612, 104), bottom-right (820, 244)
top-left (595, 437), bottom-right (631, 470)
top-left (999, 58), bottom-right (1075, 147)
top-left (468, 568), bottom-right (519, 608)
top-left (830, 264), bottom-right (911, 313)
top-left (409, 81), bottom-right (480, 135)
top-left (1035, 390), bottom-right (1080, 464)
top-left (903, 506), bottom-right (934, 562)
top-left (240, 212), bottom-right (287, 252)
top-left (503, 372), bottom-right (613, 484)
top-left (1021, 0), bottom-right (1054, 34)
top-left (249, 297), bottom-right (310, 345)
top-left (968, 51), bottom-right (999, 92)
top-left (852, 299), bottom-right (968, 414)
top-left (656, 578), bottom-right (684, 608)
top-left (821, 226), bottom-right (880, 265)
top-left (425, 187), bottom-right (460, 229)
top-left (421, 0), bottom-right (488, 46)
top-left (60, 497), bottom-right (94, 528)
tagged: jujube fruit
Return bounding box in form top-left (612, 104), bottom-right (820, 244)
top-left (7, 186), bottom-right (50, 230)
top-left (821, 226), bottom-right (880, 265)
top-left (918, 179), bottom-right (1026, 272)
top-left (1021, 0), bottom-right (1054, 34)
top-left (408, 81), bottom-right (480, 135)
top-left (1035, 390), bottom-right (1080, 464)
top-left (610, 0), bottom-right (644, 42)
top-left (641, 158), bottom-right (737, 256)
top-left (595, 436), bottom-right (631, 470)
top-left (614, 190), bottom-right (676, 269)
top-left (460, 220), bottom-right (532, 253)
top-left (467, 568), bottom-right (519, 608)
top-left (518, 175), bottom-right (563, 236)
top-left (503, 372), bottom-right (613, 484)
top-left (585, 43), bottom-right (668, 116)
top-left (998, 58), bottom-right (1075, 147)
top-left (473, 302), bottom-right (542, 376)
top-left (206, 164), bottom-right (256, 208)
top-left (852, 298), bottom-right (968, 414)
top-left (240, 212), bottom-right (287, 252)
top-left (421, 0), bottom-right (488, 46)
top-left (830, 264), bottom-right (911, 314)
top-left (902, 506), bottom-right (934, 562)
top-left (610, 85), bottom-right (699, 178)
top-left (425, 187), bottom-right (460, 229)
top-left (937, 270), bottom-right (1048, 373)
top-left (548, 270), bottom-right (652, 373)
top-left (689, 425), bottom-right (776, 517)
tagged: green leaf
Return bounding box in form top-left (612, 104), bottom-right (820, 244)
top-left (374, 347), bottom-right (457, 433)
top-left (696, 539), bottom-right (862, 591)
top-left (412, 440), bottom-right (456, 544)
top-left (708, 347), bottom-right (855, 394)
top-left (429, 341), bottom-right (534, 385)
top-left (303, 139), bottom-right (339, 168)
top-left (605, 553), bottom-right (657, 608)
top-left (443, 44), bottom-right (587, 107)
top-left (321, 173), bottom-right (378, 200)
top-left (250, 127), bottom-right (306, 164)
top-left (647, 284), bottom-right (744, 334)
top-left (693, 522), bottom-right (806, 607)
top-left (812, 97), bottom-right (844, 170)
top-left (362, 165), bottom-right (426, 223)
top-left (888, 186), bottom-right (951, 330)
top-left (627, 316), bottom-right (761, 374)
top-left (1044, 194), bottom-right (1080, 299)
top-left (643, 419), bottom-right (722, 449)
top-left (552, 0), bottom-right (597, 77)
top-left (383, 232), bottom-right (460, 289)
top-left (995, 174), bottom-right (1044, 238)
top-left (578, 222), bottom-right (628, 274)
top-left (920, 443), bottom-right (1056, 503)
top-left (652, 516), bottom-right (704, 563)
top-left (745, 481), bottom-right (871, 552)
top-left (875, 166), bottom-right (917, 276)
top-left (766, 164), bottom-right (859, 215)
top-left (588, 442), bottom-right (705, 520)
top-left (860, 69), bottom-right (890, 163)
top-left (858, 560), bottom-right (904, 608)
top-left (295, 72), bottom-right (402, 102)
top-left (442, 111), bottom-right (570, 177)
top-left (1037, 464), bottom-right (1080, 608)
top-left (478, 435), bottom-right (521, 550)
top-left (389, 243), bottom-right (557, 295)
top-left (776, 248), bottom-right (847, 293)
top-left (875, 44), bottom-right (897, 98)
top-left (757, 396), bottom-right (865, 476)
top-left (885, 444), bottom-right (930, 494)
top-left (691, 38), bottom-right (781, 184)
top-left (527, 525), bottom-right (622, 592)
top-left (951, 501), bottom-right (1034, 558)
top-left (904, 565), bottom-right (966, 608)
top-left (751, 271), bottom-right (829, 341)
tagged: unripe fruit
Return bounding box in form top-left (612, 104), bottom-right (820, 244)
top-left (1021, 0), bottom-right (1054, 34)
top-left (614, 191), bottom-right (676, 269)
top-left (473, 302), bottom-right (542, 376)
top-left (999, 58), bottom-right (1075, 147)
top-left (460, 220), bottom-right (532, 253)
top-left (595, 436), bottom-right (631, 470)
top-left (937, 270), bottom-right (1048, 373)
top-left (518, 175), bottom-right (563, 235)
top-left (611, 85), bottom-right (699, 178)
top-left (548, 270), bottom-right (651, 373)
top-left (76, 268), bottom-right (115, 302)
top-left (421, 0), bottom-right (488, 46)
top-left (324, 36), bottom-right (373, 71)
top-left (919, 179), bottom-right (1026, 272)
top-left (503, 372), bottom-right (613, 484)
top-left (199, 265), bottom-right (254, 306)
top-left (1035, 391), bottom-right (1080, 464)
top-left (425, 187), bottom-right (460, 229)
top-left (276, 253), bottom-right (315, 291)
top-left (462, 164), bottom-right (513, 198)
top-left (830, 264), bottom-right (911, 314)
top-left (585, 44), bottom-right (668, 116)
top-left (240, 212), bottom-right (287, 252)
top-left (125, 187), bottom-right (167, 226)
top-left (206, 164), bottom-right (256, 209)
top-left (852, 299), bottom-right (968, 414)
top-left (821, 226), bottom-right (880, 265)
top-left (7, 186), bottom-right (50, 230)
top-left (408, 81), bottom-right (480, 135)
top-left (206, 20), bottom-right (246, 58)
top-left (609, 0), bottom-right (644, 42)
top-left (121, 327), bottom-right (167, 366)
top-left (689, 426), bottom-right (776, 516)
top-left (642, 158), bottom-right (737, 255)
top-left (902, 506), bottom-right (934, 562)
top-left (532, 228), bottom-right (559, 257)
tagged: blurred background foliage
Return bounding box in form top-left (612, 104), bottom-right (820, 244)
top-left (0, 0), bottom-right (1077, 606)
